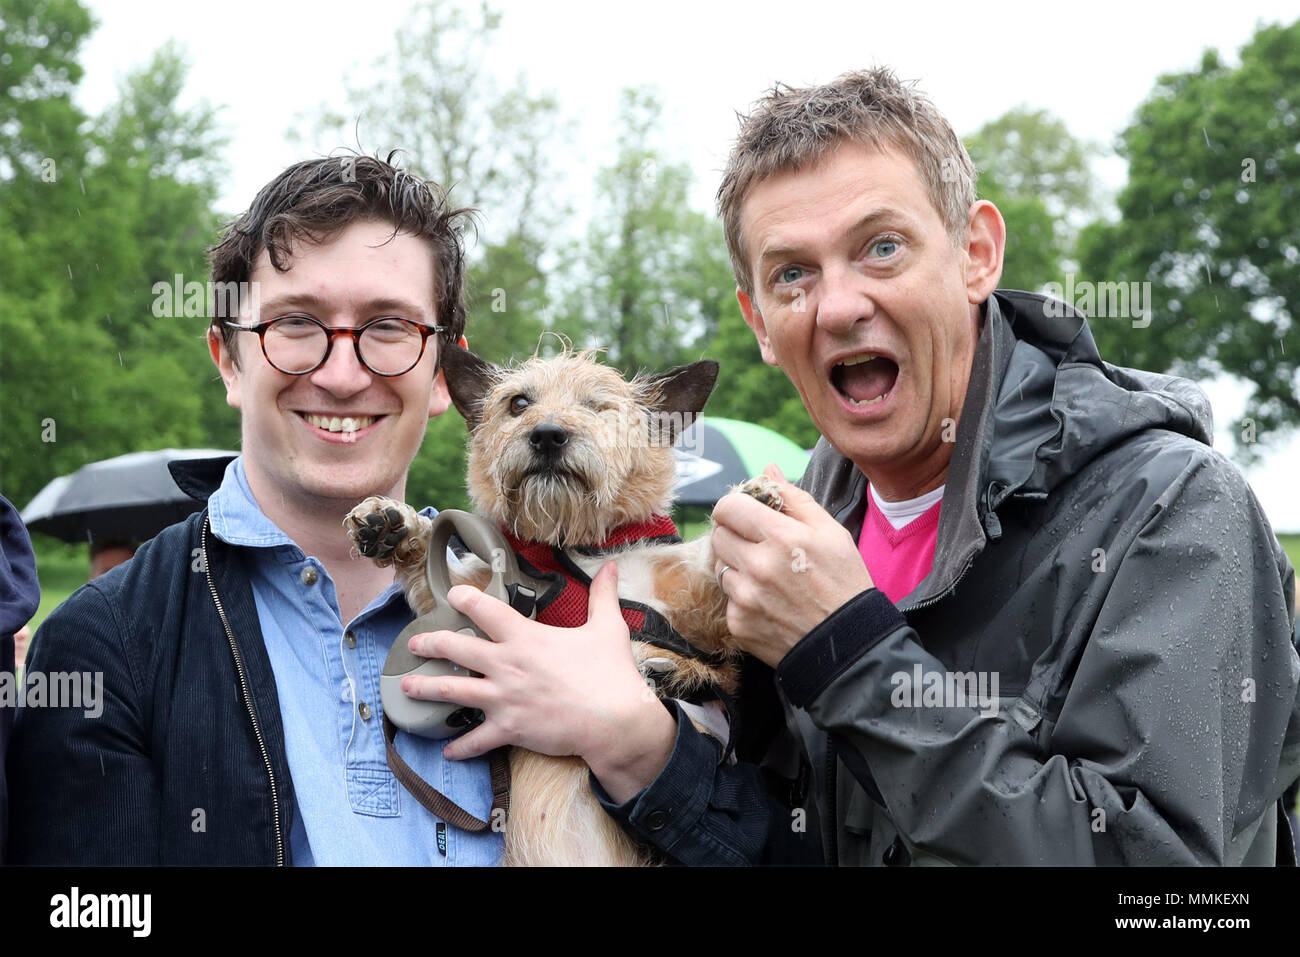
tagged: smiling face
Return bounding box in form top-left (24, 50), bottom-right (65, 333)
top-left (209, 218), bottom-right (451, 516)
top-left (736, 140), bottom-right (1003, 500)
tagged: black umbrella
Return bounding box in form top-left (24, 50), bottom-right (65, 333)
top-left (673, 417), bottom-right (811, 507)
top-left (20, 448), bottom-right (238, 543)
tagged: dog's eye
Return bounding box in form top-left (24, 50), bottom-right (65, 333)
top-left (509, 395), bottom-right (531, 415)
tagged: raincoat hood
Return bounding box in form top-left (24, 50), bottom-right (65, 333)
top-left (985, 289), bottom-right (1215, 505)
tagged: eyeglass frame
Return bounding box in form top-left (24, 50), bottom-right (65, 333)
top-left (221, 314), bottom-right (449, 377)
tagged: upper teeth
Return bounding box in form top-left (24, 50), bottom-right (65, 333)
top-left (837, 354), bottom-right (890, 407)
top-left (305, 414), bottom-right (375, 433)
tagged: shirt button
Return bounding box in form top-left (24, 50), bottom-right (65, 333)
top-left (358, 702), bottom-right (372, 721)
top-left (345, 630), bottom-right (357, 648)
top-left (645, 810), bottom-right (670, 832)
top-left (301, 566), bottom-right (318, 586)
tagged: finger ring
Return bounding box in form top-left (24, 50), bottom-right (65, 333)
top-left (718, 564), bottom-right (732, 588)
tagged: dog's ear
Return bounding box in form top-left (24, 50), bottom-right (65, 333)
top-left (441, 344), bottom-right (500, 431)
top-left (643, 360), bottom-right (719, 446)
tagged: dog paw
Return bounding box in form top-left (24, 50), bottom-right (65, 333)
top-left (345, 496), bottom-right (427, 567)
top-left (732, 476), bottom-right (785, 512)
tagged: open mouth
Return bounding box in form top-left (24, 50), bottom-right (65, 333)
top-left (830, 354), bottom-right (899, 408)
top-left (299, 413), bottom-right (383, 434)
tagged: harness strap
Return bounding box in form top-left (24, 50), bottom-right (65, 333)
top-left (383, 715), bottom-right (510, 833)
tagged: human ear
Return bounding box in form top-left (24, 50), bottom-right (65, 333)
top-left (737, 287), bottom-right (778, 367)
top-left (208, 327), bottom-right (241, 410)
top-left (963, 200), bottom-right (1006, 304)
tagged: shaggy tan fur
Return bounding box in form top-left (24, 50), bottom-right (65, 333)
top-left (345, 346), bottom-right (782, 866)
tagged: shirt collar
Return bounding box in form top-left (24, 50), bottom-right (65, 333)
top-left (208, 457), bottom-right (301, 551)
top-left (207, 457), bottom-right (441, 619)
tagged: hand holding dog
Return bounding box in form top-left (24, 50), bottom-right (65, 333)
top-left (712, 465), bottom-right (875, 668)
top-left (403, 562), bottom-right (678, 802)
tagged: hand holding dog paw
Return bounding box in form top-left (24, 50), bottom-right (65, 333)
top-left (403, 563), bottom-right (677, 795)
top-left (711, 463), bottom-right (875, 667)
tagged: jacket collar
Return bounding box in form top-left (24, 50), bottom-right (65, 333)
top-left (903, 292), bottom-right (1017, 608)
top-left (170, 454), bottom-right (238, 502)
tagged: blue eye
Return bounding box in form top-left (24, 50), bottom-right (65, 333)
top-left (778, 266), bottom-right (804, 284)
top-left (871, 239), bottom-right (899, 258)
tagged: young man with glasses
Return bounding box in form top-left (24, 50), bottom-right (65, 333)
top-left (7, 156), bottom-right (503, 865)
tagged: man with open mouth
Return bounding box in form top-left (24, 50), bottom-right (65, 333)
top-left (668, 67), bottom-right (1299, 866)
top-left (419, 67), bottom-right (1299, 868)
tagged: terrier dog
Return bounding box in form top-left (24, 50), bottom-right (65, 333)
top-left (344, 344), bottom-right (782, 866)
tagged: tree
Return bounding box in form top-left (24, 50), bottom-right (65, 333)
top-left (92, 41), bottom-right (234, 448)
top-left (0, 4), bottom-right (232, 507)
top-left (561, 87), bottom-right (735, 377)
top-left (965, 106), bottom-right (1100, 292)
top-left (966, 107), bottom-right (1102, 221)
top-left (1077, 19), bottom-right (1300, 454)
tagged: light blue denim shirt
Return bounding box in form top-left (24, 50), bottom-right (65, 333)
top-left (207, 457), bottom-right (503, 866)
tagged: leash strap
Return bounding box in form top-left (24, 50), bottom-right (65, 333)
top-left (384, 715), bottom-right (510, 833)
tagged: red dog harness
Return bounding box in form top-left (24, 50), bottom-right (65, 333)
top-left (501, 514), bottom-right (679, 632)
top-left (496, 515), bottom-right (729, 679)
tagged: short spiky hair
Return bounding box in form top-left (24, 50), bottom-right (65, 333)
top-left (207, 152), bottom-right (476, 366)
top-left (717, 67), bottom-right (977, 298)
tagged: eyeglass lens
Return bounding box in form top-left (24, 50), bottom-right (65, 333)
top-left (263, 318), bottom-right (427, 375)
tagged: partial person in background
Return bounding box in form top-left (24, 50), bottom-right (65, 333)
top-left (1, 494), bottom-right (41, 864)
top-left (89, 538), bottom-right (138, 580)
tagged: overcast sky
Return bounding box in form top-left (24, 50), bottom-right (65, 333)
top-left (76, 0), bottom-right (1300, 529)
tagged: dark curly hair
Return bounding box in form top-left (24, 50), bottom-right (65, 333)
top-left (207, 152), bottom-right (476, 368)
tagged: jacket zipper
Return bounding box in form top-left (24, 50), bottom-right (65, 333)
top-left (901, 553), bottom-right (978, 614)
top-left (201, 517), bottom-right (285, 866)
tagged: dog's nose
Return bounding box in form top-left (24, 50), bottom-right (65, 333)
top-left (529, 422), bottom-right (569, 454)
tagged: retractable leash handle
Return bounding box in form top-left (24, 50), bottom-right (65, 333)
top-left (381, 510), bottom-right (537, 740)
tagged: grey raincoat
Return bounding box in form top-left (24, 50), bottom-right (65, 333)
top-left (772, 289), bottom-right (1300, 865)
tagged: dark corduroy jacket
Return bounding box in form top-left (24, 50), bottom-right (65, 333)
top-left (7, 458), bottom-right (297, 865)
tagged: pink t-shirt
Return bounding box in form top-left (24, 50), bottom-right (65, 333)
top-left (857, 489), bottom-right (943, 604)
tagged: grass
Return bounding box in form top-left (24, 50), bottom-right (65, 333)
top-left (1280, 535), bottom-right (1300, 576)
top-left (674, 505), bottom-right (711, 544)
top-left (26, 535), bottom-right (90, 636)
